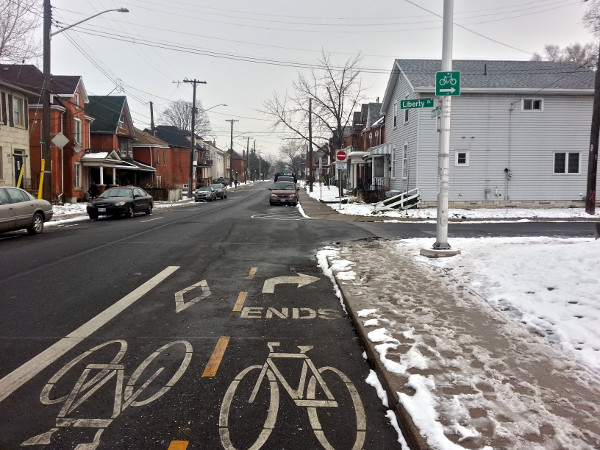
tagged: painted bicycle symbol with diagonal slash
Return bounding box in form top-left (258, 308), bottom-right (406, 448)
top-left (219, 342), bottom-right (366, 449)
top-left (21, 339), bottom-right (192, 449)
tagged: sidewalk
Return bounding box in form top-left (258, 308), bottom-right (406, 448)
top-left (299, 190), bottom-right (600, 449)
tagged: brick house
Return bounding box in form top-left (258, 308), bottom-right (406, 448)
top-left (84, 96), bottom-right (154, 190)
top-left (0, 64), bottom-right (92, 202)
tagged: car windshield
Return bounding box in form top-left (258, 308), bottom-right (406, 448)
top-left (210, 184), bottom-right (222, 189)
top-left (198, 187), bottom-right (212, 191)
top-left (273, 183), bottom-right (295, 190)
top-left (100, 188), bottom-right (133, 198)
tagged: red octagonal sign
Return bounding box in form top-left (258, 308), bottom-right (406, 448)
top-left (336, 150), bottom-right (347, 162)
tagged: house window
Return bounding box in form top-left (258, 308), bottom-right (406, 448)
top-left (393, 102), bottom-right (398, 128)
top-left (163, 151), bottom-right (167, 165)
top-left (118, 113), bottom-right (125, 129)
top-left (74, 118), bottom-right (82, 145)
top-left (554, 152), bottom-right (579, 174)
top-left (404, 96), bottom-right (409, 123)
top-left (74, 92), bottom-right (80, 108)
top-left (13, 96), bottom-right (25, 126)
top-left (74, 163), bottom-right (81, 188)
top-left (0, 146), bottom-right (3, 178)
top-left (402, 143), bottom-right (409, 179)
top-left (523, 98), bottom-right (543, 111)
top-left (455, 150), bottom-right (470, 166)
top-left (391, 147), bottom-right (397, 179)
top-left (156, 150), bottom-right (160, 165)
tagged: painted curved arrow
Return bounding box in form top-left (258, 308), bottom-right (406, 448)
top-left (262, 273), bottom-right (319, 293)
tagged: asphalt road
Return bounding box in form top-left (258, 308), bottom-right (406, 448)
top-left (0, 182), bottom-right (398, 449)
top-left (0, 182), bottom-right (592, 449)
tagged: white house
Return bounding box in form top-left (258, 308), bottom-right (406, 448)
top-left (380, 59), bottom-right (598, 207)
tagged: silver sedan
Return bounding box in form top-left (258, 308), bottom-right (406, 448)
top-left (0, 187), bottom-right (54, 234)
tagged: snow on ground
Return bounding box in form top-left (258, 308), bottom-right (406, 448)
top-left (308, 183), bottom-right (600, 448)
top-left (306, 182), bottom-right (600, 221)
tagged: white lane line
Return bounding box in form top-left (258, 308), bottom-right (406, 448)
top-left (0, 265), bottom-right (179, 403)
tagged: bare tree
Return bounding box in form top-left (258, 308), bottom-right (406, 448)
top-left (263, 51), bottom-right (364, 153)
top-left (159, 99), bottom-right (211, 136)
top-left (278, 140), bottom-right (305, 175)
top-left (531, 43), bottom-right (597, 69)
top-left (0, 0), bottom-right (42, 63)
top-left (584, 0), bottom-right (600, 36)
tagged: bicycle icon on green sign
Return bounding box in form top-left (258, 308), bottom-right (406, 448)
top-left (438, 73), bottom-right (457, 86)
top-left (219, 341), bottom-right (366, 449)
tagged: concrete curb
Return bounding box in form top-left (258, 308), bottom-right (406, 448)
top-left (326, 256), bottom-right (429, 450)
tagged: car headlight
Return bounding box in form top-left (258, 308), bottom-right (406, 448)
top-left (289, 194), bottom-right (297, 199)
top-left (115, 201), bottom-right (126, 206)
top-left (87, 202), bottom-right (94, 207)
top-left (270, 194), bottom-right (278, 199)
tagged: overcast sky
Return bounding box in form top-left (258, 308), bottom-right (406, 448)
top-left (46, 0), bottom-right (595, 158)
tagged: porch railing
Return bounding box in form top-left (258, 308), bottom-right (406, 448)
top-left (373, 188), bottom-right (421, 212)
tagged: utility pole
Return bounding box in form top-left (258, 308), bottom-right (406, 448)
top-left (421, 0), bottom-right (460, 257)
top-left (226, 119), bottom-right (238, 181)
top-left (308, 98), bottom-right (314, 192)
top-left (149, 101), bottom-right (155, 135)
top-left (41, 0), bottom-right (52, 201)
top-left (434, 0), bottom-right (453, 250)
top-left (181, 79), bottom-right (206, 198)
top-left (246, 137), bottom-right (250, 183)
top-left (586, 40), bottom-right (600, 214)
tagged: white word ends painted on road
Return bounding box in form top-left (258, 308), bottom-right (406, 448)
top-left (240, 307), bottom-right (339, 320)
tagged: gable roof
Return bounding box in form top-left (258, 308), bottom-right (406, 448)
top-left (0, 64), bottom-right (86, 102)
top-left (154, 125), bottom-right (192, 148)
top-left (87, 96), bottom-right (133, 134)
top-left (134, 128), bottom-right (169, 147)
top-left (381, 59), bottom-right (595, 112)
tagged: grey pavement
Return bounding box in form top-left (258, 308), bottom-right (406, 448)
top-left (297, 188), bottom-right (600, 449)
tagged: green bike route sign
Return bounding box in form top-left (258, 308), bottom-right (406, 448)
top-left (435, 71), bottom-right (460, 96)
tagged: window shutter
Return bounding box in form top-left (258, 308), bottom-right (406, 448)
top-left (24, 99), bottom-right (28, 129)
top-left (7, 94), bottom-right (14, 127)
top-left (1, 93), bottom-right (7, 125)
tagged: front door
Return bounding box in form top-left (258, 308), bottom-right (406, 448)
top-left (13, 152), bottom-right (24, 187)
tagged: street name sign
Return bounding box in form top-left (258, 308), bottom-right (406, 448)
top-left (400, 98), bottom-right (434, 109)
top-left (435, 71), bottom-right (461, 96)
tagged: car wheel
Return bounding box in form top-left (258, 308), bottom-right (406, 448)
top-left (27, 212), bottom-right (44, 235)
top-left (89, 213), bottom-right (98, 220)
top-left (146, 204), bottom-right (153, 215)
top-left (127, 204), bottom-right (135, 218)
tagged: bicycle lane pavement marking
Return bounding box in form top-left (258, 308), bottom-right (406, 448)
top-left (0, 265), bottom-right (180, 404)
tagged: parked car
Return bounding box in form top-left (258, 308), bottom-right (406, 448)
top-left (213, 177), bottom-right (229, 187)
top-left (87, 186), bottom-right (153, 220)
top-left (0, 187), bottom-right (54, 234)
top-left (269, 182), bottom-right (298, 206)
top-left (210, 183), bottom-right (227, 199)
top-left (194, 186), bottom-right (217, 202)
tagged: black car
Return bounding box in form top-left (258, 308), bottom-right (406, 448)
top-left (213, 177), bottom-right (229, 187)
top-left (87, 186), bottom-right (153, 220)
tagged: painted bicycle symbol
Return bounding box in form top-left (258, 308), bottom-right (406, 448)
top-left (22, 339), bottom-right (193, 449)
top-left (219, 342), bottom-right (366, 449)
top-left (439, 73), bottom-right (457, 86)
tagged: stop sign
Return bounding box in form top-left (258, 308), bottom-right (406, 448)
top-left (336, 150), bottom-right (347, 162)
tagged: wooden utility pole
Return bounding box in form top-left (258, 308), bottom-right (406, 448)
top-left (308, 98), bottom-right (314, 192)
top-left (586, 40), bottom-right (600, 214)
top-left (41, 0), bottom-right (52, 201)
top-left (181, 79), bottom-right (206, 198)
top-left (226, 119), bottom-right (239, 181)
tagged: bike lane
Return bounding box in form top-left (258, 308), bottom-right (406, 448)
top-left (0, 193), bottom-right (402, 449)
top-left (1, 259), bottom-right (402, 449)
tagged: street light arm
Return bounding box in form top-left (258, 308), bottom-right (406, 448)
top-left (51, 8), bottom-right (129, 36)
top-left (201, 103), bottom-right (227, 113)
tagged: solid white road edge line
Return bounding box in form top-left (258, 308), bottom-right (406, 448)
top-left (0, 265), bottom-right (180, 403)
